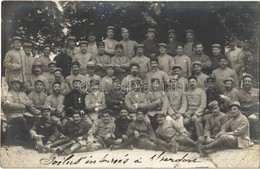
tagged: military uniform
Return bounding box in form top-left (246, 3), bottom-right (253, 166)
top-left (73, 52), bottom-right (93, 75)
top-left (183, 41), bottom-right (195, 57)
top-left (157, 54), bottom-right (175, 74)
top-left (111, 55), bottom-right (130, 80)
top-left (28, 74), bottom-right (49, 93)
top-left (191, 53), bottom-right (212, 74)
top-left (125, 92), bottom-right (148, 113)
top-left (84, 74), bottom-right (102, 91)
top-left (166, 88), bottom-right (187, 117)
top-left (61, 120), bottom-right (91, 140)
top-left (121, 75), bottom-right (142, 93)
top-left (36, 55), bottom-right (51, 73)
top-left (49, 81), bottom-right (70, 96)
top-left (167, 39), bottom-right (179, 57)
top-left (88, 42), bottom-right (98, 55)
top-left (114, 117), bottom-right (132, 139)
top-left (146, 69), bottom-right (169, 87)
top-left (54, 53), bottom-right (72, 78)
top-left (65, 74), bottom-right (85, 91)
top-left (92, 54), bottom-right (111, 78)
top-left (119, 39), bottom-right (138, 59)
top-left (103, 38), bottom-right (118, 57)
top-left (194, 73), bottom-right (209, 91)
top-left (64, 90), bottom-right (87, 116)
top-left (28, 90), bottom-right (48, 115)
top-left (141, 39), bottom-right (159, 58)
top-left (225, 47), bottom-right (243, 73)
top-left (130, 55), bottom-right (150, 79)
top-left (105, 90), bottom-right (126, 117)
top-left (173, 54), bottom-right (191, 78)
top-left (101, 75), bottom-right (115, 93)
top-left (44, 93), bottom-right (65, 120)
top-left (21, 50), bottom-right (36, 85)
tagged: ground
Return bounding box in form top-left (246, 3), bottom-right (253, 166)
top-left (0, 144), bottom-right (259, 168)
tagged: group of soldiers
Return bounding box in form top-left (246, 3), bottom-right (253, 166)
top-left (1, 26), bottom-right (259, 157)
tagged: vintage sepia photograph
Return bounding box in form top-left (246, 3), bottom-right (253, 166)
top-left (0, 1), bottom-right (259, 168)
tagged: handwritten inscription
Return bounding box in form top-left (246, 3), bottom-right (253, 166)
top-left (40, 151), bottom-right (199, 166)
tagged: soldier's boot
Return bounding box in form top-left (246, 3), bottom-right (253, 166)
top-left (63, 142), bottom-right (81, 155)
top-left (36, 141), bottom-right (46, 153)
top-left (170, 139), bottom-right (178, 154)
top-left (45, 138), bottom-right (70, 152)
top-left (55, 140), bottom-right (76, 154)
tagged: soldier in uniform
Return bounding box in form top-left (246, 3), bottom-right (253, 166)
top-left (119, 27), bottom-right (138, 59)
top-left (141, 28), bottom-right (159, 58)
top-left (36, 44), bottom-right (52, 73)
top-left (212, 56), bottom-right (238, 93)
top-left (191, 42), bottom-right (212, 75)
top-left (205, 76), bottom-right (222, 112)
top-left (197, 101), bottom-right (228, 145)
top-left (198, 102), bottom-right (253, 157)
top-left (146, 78), bottom-right (169, 130)
top-left (54, 43), bottom-right (72, 78)
top-left (87, 31), bottom-right (98, 55)
top-left (92, 42), bottom-right (111, 78)
top-left (236, 74), bottom-right (259, 141)
top-left (167, 29), bottom-right (179, 57)
top-left (73, 40), bottom-right (93, 75)
top-left (121, 63), bottom-right (142, 93)
top-left (192, 61), bottom-right (209, 90)
top-left (173, 43), bottom-right (191, 78)
top-left (157, 43), bottom-right (175, 74)
top-left (48, 68), bottom-right (70, 95)
top-left (84, 61), bottom-right (102, 92)
top-left (183, 76), bottom-right (207, 139)
top-left (130, 44), bottom-right (150, 79)
top-left (29, 106), bottom-right (60, 153)
top-left (65, 61), bottom-right (85, 91)
top-left (211, 43), bottom-right (230, 71)
top-left (42, 61), bottom-right (58, 85)
top-left (111, 43), bottom-right (130, 81)
top-left (103, 26), bottom-right (118, 57)
top-left (170, 65), bottom-right (188, 91)
top-left (183, 30), bottom-right (196, 57)
top-left (85, 79), bottom-right (107, 122)
top-left (101, 64), bottom-right (116, 94)
top-left (66, 36), bottom-right (80, 58)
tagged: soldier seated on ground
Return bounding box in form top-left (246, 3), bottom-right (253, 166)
top-left (29, 106), bottom-right (60, 153)
top-left (198, 102), bottom-right (254, 157)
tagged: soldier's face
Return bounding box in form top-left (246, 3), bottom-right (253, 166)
top-left (212, 47), bottom-right (221, 56)
top-left (156, 114), bottom-right (165, 124)
top-left (172, 68), bottom-right (181, 76)
top-left (72, 114), bottom-right (81, 124)
top-left (129, 113), bottom-right (136, 121)
top-left (35, 82), bottom-right (44, 92)
top-left (195, 44), bottom-right (203, 54)
top-left (101, 113), bottom-right (110, 124)
top-left (80, 44), bottom-right (88, 53)
top-left (136, 48), bottom-right (144, 56)
top-left (24, 46), bottom-right (32, 55)
top-left (54, 71), bottom-right (62, 80)
top-left (121, 30), bottom-right (129, 39)
top-left (13, 40), bottom-right (22, 50)
top-left (186, 33), bottom-right (194, 41)
top-left (147, 32), bottom-right (155, 40)
top-left (130, 66), bottom-right (139, 75)
top-left (229, 42), bottom-right (236, 50)
top-left (88, 35), bottom-right (96, 42)
top-left (207, 81), bottom-right (214, 89)
top-left (189, 79), bottom-right (197, 89)
top-left (43, 47), bottom-right (51, 56)
top-left (150, 61), bottom-right (158, 70)
top-left (107, 30), bottom-right (114, 38)
top-left (87, 67), bottom-right (95, 75)
top-left (11, 82), bottom-right (20, 91)
top-left (106, 67), bottom-right (114, 76)
top-left (42, 110), bottom-right (51, 119)
top-left (113, 80), bottom-right (121, 91)
top-left (98, 46), bottom-right (105, 54)
top-left (159, 46), bottom-right (167, 54)
top-left (193, 65), bottom-right (202, 73)
top-left (68, 40), bottom-right (76, 48)
top-left (53, 84), bottom-right (61, 94)
top-left (243, 77), bottom-right (252, 89)
top-left (72, 65), bottom-right (79, 74)
top-left (225, 81), bottom-right (233, 91)
top-left (33, 65), bottom-right (42, 75)
top-left (211, 106), bottom-right (220, 115)
top-left (152, 81), bottom-right (160, 90)
top-left (168, 33), bottom-right (175, 39)
top-left (230, 106), bottom-right (240, 117)
top-left (176, 46), bottom-right (183, 55)
top-left (131, 83), bottom-right (140, 92)
top-left (119, 109), bottom-right (128, 119)
top-left (219, 59), bottom-right (227, 68)
top-left (136, 111), bottom-right (144, 121)
top-left (49, 64), bottom-right (57, 73)
top-left (115, 47), bottom-right (123, 55)
top-left (73, 81), bottom-right (81, 90)
top-left (61, 47), bottom-right (67, 53)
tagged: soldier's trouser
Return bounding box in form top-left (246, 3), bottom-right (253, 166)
top-left (197, 136), bottom-right (215, 145)
top-left (114, 136), bottom-right (137, 149)
top-left (88, 112), bottom-right (99, 122)
top-left (148, 115), bottom-right (158, 131)
top-left (137, 137), bottom-right (157, 150)
top-left (167, 115), bottom-right (184, 129)
top-left (156, 138), bottom-right (176, 151)
top-left (247, 113), bottom-right (259, 140)
top-left (82, 114), bottom-right (93, 126)
top-left (7, 116), bottom-right (28, 144)
top-left (183, 115), bottom-right (204, 138)
top-left (204, 135), bottom-right (238, 150)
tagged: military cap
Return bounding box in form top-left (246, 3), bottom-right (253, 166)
top-left (97, 42), bottom-right (105, 47)
top-left (86, 61), bottom-right (96, 67)
top-left (188, 75), bottom-right (197, 81)
top-left (33, 61), bottom-right (42, 66)
top-left (34, 79), bottom-right (44, 85)
top-left (147, 28), bottom-right (156, 33)
top-left (158, 43), bottom-right (167, 48)
top-left (176, 43), bottom-right (184, 48)
top-left (130, 62), bottom-right (139, 68)
top-left (211, 44), bottom-right (221, 49)
top-left (41, 105), bottom-right (51, 112)
top-left (229, 101), bottom-right (241, 109)
top-left (48, 61), bottom-right (57, 66)
top-left (206, 76), bottom-right (215, 82)
top-left (10, 78), bottom-right (22, 83)
top-left (72, 78), bottom-right (82, 83)
top-left (52, 81), bottom-right (61, 87)
top-left (53, 68), bottom-right (62, 73)
top-left (71, 61), bottom-right (80, 67)
top-left (150, 57), bottom-right (159, 63)
top-left (242, 74), bottom-right (253, 80)
top-left (208, 100), bottom-right (219, 109)
top-left (107, 26), bottom-right (115, 30)
top-left (219, 56), bottom-right (228, 61)
top-left (136, 107), bottom-right (147, 114)
top-left (43, 44), bottom-right (52, 49)
top-left (172, 64), bottom-right (182, 70)
top-left (101, 109), bottom-right (113, 115)
top-left (23, 42), bottom-right (33, 47)
top-left (151, 78), bottom-right (160, 83)
top-left (135, 44), bottom-right (145, 49)
top-left (186, 29), bottom-right (194, 34)
top-left (155, 111), bottom-right (166, 116)
top-left (90, 79), bottom-right (101, 86)
top-left (223, 77), bottom-right (234, 83)
top-left (79, 40), bottom-right (88, 46)
top-left (115, 43), bottom-right (124, 49)
top-left (67, 36), bottom-right (76, 40)
top-left (192, 61), bottom-right (202, 67)
top-left (105, 64), bottom-right (115, 69)
top-left (112, 77), bottom-right (121, 83)
top-left (12, 36), bottom-right (22, 41)
top-left (121, 27), bottom-right (129, 32)
top-left (73, 109), bottom-right (81, 115)
top-left (88, 31), bottom-right (96, 37)
top-left (168, 29), bottom-right (176, 34)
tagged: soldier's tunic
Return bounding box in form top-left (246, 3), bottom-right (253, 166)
top-left (173, 54), bottom-right (192, 78)
top-left (212, 67), bottom-right (238, 93)
top-left (167, 40), bottom-right (179, 57)
top-left (28, 74), bottom-right (49, 92)
top-left (88, 42), bottom-right (98, 55)
top-left (67, 47), bottom-right (80, 58)
top-left (157, 54), bottom-right (175, 73)
top-left (211, 53), bottom-right (232, 71)
top-left (194, 73), bottom-right (209, 90)
top-left (103, 38), bottom-right (118, 57)
top-left (125, 92), bottom-right (148, 113)
top-left (22, 51), bottom-right (36, 84)
top-left (166, 88), bottom-right (187, 116)
top-left (115, 118), bottom-right (132, 139)
top-left (206, 86), bottom-right (222, 106)
top-left (121, 75), bottom-right (142, 93)
top-left (64, 89), bottom-right (87, 115)
top-left (141, 39), bottom-right (159, 58)
top-left (130, 55), bottom-right (150, 79)
top-left (92, 54), bottom-right (111, 78)
top-left (146, 91), bottom-right (169, 117)
top-left (191, 54), bottom-right (212, 74)
top-left (36, 55), bottom-right (51, 73)
top-left (105, 90), bottom-right (126, 117)
top-left (111, 55), bottom-right (130, 80)
top-left (45, 94), bottom-right (65, 117)
top-left (65, 74), bottom-right (85, 91)
top-left (53, 53), bottom-right (72, 78)
top-left (61, 120), bottom-right (91, 140)
top-left (146, 69), bottom-right (169, 87)
top-left (183, 41), bottom-right (195, 57)
top-left (119, 39), bottom-right (138, 59)
top-left (4, 49), bottom-right (26, 83)
top-left (221, 88), bottom-right (239, 111)
top-left (42, 72), bottom-right (55, 84)
top-left (225, 47), bottom-right (242, 73)
top-left (48, 81), bottom-right (70, 96)
top-left (101, 75), bottom-right (115, 93)
top-left (84, 74), bottom-right (102, 91)
top-left (73, 52), bottom-right (93, 75)
top-left (28, 91), bottom-right (48, 114)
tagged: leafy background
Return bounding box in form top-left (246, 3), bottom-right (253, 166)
top-left (1, 1), bottom-right (259, 81)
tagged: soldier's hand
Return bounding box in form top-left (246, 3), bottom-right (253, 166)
top-left (134, 131), bottom-right (140, 139)
top-left (121, 135), bottom-right (128, 140)
top-left (175, 113), bottom-right (182, 119)
top-left (77, 136), bottom-right (83, 141)
top-left (104, 133), bottom-right (111, 140)
top-left (115, 138), bottom-right (123, 144)
top-left (80, 110), bottom-right (85, 116)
